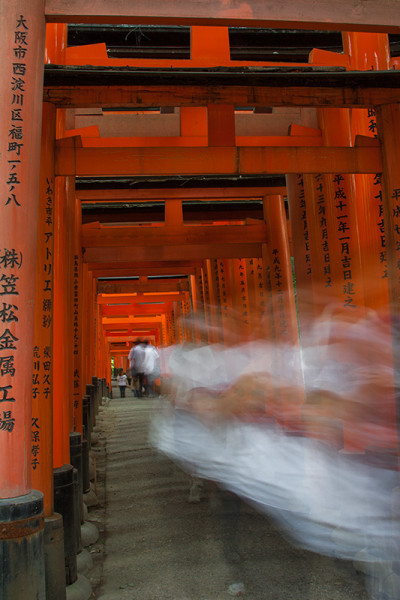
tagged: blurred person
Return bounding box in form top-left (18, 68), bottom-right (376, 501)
top-left (128, 339), bottom-right (146, 398)
top-left (143, 340), bottom-right (160, 397)
top-left (150, 304), bottom-right (400, 599)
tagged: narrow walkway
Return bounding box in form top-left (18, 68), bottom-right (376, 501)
top-left (90, 382), bottom-right (368, 600)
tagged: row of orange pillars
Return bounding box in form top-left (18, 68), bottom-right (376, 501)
top-left (2, 3), bottom-right (400, 599)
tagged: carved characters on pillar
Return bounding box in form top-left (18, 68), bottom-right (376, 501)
top-left (297, 175), bottom-right (312, 277)
top-left (271, 249), bottom-right (288, 337)
top-left (237, 258), bottom-right (249, 328)
top-left (374, 174), bottom-right (388, 280)
top-left (315, 173), bottom-right (333, 290)
top-left (73, 254), bottom-right (80, 416)
top-left (42, 179), bottom-right (54, 322)
top-left (367, 107), bottom-right (378, 138)
top-left (390, 185), bottom-right (400, 291)
top-left (246, 258), bottom-right (266, 318)
top-left (31, 345), bottom-right (52, 470)
top-left (218, 260), bottom-right (229, 320)
top-left (7, 15), bottom-right (29, 209)
top-left (182, 296), bottom-right (193, 342)
top-left (332, 173), bottom-right (357, 308)
top-left (212, 259), bottom-right (221, 306)
top-left (31, 176), bottom-right (54, 470)
top-left (0, 246), bottom-right (21, 433)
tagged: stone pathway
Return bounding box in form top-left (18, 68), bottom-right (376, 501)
top-left (87, 383), bottom-right (368, 600)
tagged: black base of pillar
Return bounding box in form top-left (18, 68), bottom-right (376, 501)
top-left (73, 468), bottom-right (82, 554)
top-left (0, 490), bottom-right (46, 600)
top-left (44, 512), bottom-right (66, 600)
top-left (82, 439), bottom-right (90, 495)
top-left (53, 464), bottom-right (78, 586)
top-left (70, 432), bottom-right (83, 525)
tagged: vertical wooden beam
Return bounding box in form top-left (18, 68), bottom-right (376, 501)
top-left (208, 104), bottom-right (235, 147)
top-left (342, 34), bottom-right (397, 450)
top-left (263, 194), bottom-right (304, 427)
top-left (180, 107), bottom-right (207, 138)
top-left (343, 32), bottom-right (390, 310)
top-left (317, 107), bottom-right (366, 313)
top-left (0, 1), bottom-right (46, 499)
top-left (286, 174), bottom-right (315, 337)
top-left (45, 23), bottom-right (67, 64)
top-left (204, 258), bottom-right (221, 342)
top-left (230, 258), bottom-right (252, 341)
top-left (31, 103), bottom-right (56, 516)
top-left (190, 26), bottom-right (230, 64)
top-left (53, 176), bottom-right (73, 467)
top-left (165, 199), bottom-right (183, 226)
top-left (246, 257), bottom-right (268, 336)
top-left (217, 259), bottom-right (235, 344)
top-left (376, 104), bottom-right (400, 320)
top-left (72, 195), bottom-right (84, 434)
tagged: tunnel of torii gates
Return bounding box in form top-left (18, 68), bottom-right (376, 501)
top-left (3, 0), bottom-right (400, 598)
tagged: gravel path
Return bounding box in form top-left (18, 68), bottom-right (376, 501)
top-left (88, 384), bottom-right (368, 600)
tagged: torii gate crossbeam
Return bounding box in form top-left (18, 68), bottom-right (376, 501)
top-left (45, 0), bottom-right (400, 33)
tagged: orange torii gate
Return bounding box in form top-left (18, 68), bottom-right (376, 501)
top-left (2, 2), bottom-right (400, 599)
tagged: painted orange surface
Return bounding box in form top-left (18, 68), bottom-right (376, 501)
top-left (56, 144), bottom-right (382, 177)
top-left (31, 103), bottom-right (56, 516)
top-left (44, 0), bottom-right (400, 34)
top-left (0, 4), bottom-right (46, 498)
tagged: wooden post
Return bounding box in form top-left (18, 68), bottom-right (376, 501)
top-left (217, 259), bottom-right (235, 344)
top-left (31, 102), bottom-right (56, 515)
top-left (72, 196), bottom-right (84, 434)
top-left (0, 0), bottom-right (46, 498)
top-left (286, 173), bottom-right (316, 337)
top-left (229, 258), bottom-right (252, 341)
top-left (342, 32), bottom-right (390, 311)
top-left (376, 104), bottom-right (400, 438)
top-left (53, 176), bottom-right (74, 467)
top-left (0, 3), bottom-right (47, 598)
top-left (263, 195), bottom-right (304, 428)
top-left (317, 107), bottom-right (366, 313)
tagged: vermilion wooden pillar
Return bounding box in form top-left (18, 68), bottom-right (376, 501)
top-left (229, 258), bottom-right (252, 341)
top-left (246, 257), bottom-right (268, 337)
top-left (31, 102), bottom-right (56, 515)
top-left (181, 292), bottom-right (193, 342)
top-left (81, 263), bottom-right (91, 388)
top-left (72, 195), bottom-right (84, 433)
top-left (263, 195), bottom-right (304, 428)
top-left (0, 3), bottom-right (47, 597)
top-left (45, 23), bottom-right (67, 65)
top-left (286, 174), bottom-right (316, 337)
top-left (0, 1), bottom-right (46, 499)
top-left (161, 313), bottom-right (168, 347)
top-left (217, 259), bottom-right (235, 344)
top-left (83, 271), bottom-right (96, 385)
top-left (172, 301), bottom-right (183, 343)
top-left (53, 176), bottom-right (74, 467)
top-left (308, 50), bottom-right (366, 314)
top-left (204, 258), bottom-right (221, 343)
top-left (189, 273), bottom-right (202, 342)
top-left (375, 103), bottom-right (400, 438)
top-left (317, 109), bottom-right (365, 312)
top-left (208, 258), bottom-right (225, 342)
top-left (343, 32), bottom-right (390, 311)
top-left (199, 262), bottom-right (209, 339)
top-left (343, 34), bottom-right (397, 450)
top-left (97, 296), bottom-right (107, 379)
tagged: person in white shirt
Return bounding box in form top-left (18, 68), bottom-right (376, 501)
top-left (116, 369), bottom-right (128, 398)
top-left (143, 340), bottom-right (160, 397)
top-left (128, 339), bottom-right (147, 397)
